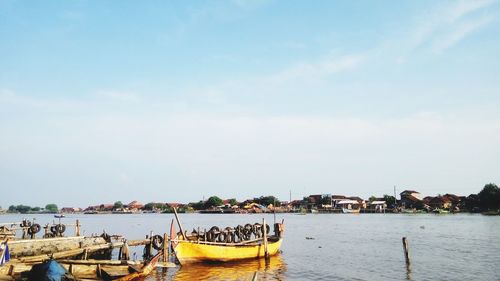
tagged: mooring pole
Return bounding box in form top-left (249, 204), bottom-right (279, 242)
top-left (402, 237), bottom-right (410, 266)
top-left (163, 233), bottom-right (168, 263)
top-left (75, 220), bottom-right (80, 236)
top-left (173, 207), bottom-right (185, 239)
top-left (263, 218), bottom-right (268, 258)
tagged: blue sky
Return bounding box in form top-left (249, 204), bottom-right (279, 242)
top-left (1, 0), bottom-right (500, 207)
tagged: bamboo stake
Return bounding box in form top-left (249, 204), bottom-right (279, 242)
top-left (149, 231), bottom-right (153, 257)
top-left (162, 233), bottom-right (168, 263)
top-left (402, 237), bottom-right (410, 266)
top-left (75, 220), bottom-right (80, 236)
top-left (263, 218), bottom-right (268, 258)
top-left (173, 207), bottom-right (185, 239)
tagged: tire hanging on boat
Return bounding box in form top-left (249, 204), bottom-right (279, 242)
top-left (253, 223), bottom-right (262, 238)
top-left (243, 224), bottom-right (253, 240)
top-left (224, 227), bottom-right (234, 243)
top-left (263, 224), bottom-right (270, 235)
top-left (234, 225), bottom-right (244, 242)
top-left (55, 224), bottom-right (66, 234)
top-left (27, 224), bottom-right (41, 235)
top-left (207, 226), bottom-right (219, 242)
top-left (151, 234), bottom-right (164, 250)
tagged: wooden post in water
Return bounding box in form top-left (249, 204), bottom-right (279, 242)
top-left (75, 220), bottom-right (80, 236)
top-left (402, 237), bottom-right (410, 266)
top-left (262, 218), bottom-right (268, 258)
top-left (163, 233), bottom-right (168, 263)
top-left (149, 231), bottom-right (154, 258)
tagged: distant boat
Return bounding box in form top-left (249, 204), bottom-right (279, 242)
top-left (342, 208), bottom-right (360, 214)
top-left (336, 200), bottom-right (361, 214)
top-left (309, 208), bottom-right (318, 214)
top-left (432, 208), bottom-right (450, 214)
top-left (54, 214), bottom-right (65, 218)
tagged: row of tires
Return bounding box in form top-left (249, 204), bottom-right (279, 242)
top-left (146, 223), bottom-right (271, 251)
top-left (22, 223), bottom-right (66, 236)
top-left (198, 223), bottom-right (270, 243)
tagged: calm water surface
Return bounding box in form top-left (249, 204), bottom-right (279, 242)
top-left (2, 213), bottom-right (499, 280)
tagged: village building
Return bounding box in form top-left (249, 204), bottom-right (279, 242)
top-left (367, 200), bottom-right (387, 212)
top-left (60, 207), bottom-right (82, 213)
top-left (428, 196), bottom-right (452, 210)
top-left (331, 195), bottom-right (347, 209)
top-left (126, 201), bottom-right (144, 211)
top-left (400, 190), bottom-right (423, 209)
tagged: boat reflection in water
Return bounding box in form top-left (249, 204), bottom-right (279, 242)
top-left (155, 255), bottom-right (286, 281)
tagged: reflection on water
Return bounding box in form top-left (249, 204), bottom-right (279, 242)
top-left (152, 255), bottom-right (286, 281)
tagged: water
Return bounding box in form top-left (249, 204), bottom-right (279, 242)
top-left (2, 213), bottom-right (500, 280)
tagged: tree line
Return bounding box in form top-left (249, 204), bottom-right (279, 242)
top-left (6, 204), bottom-right (58, 214)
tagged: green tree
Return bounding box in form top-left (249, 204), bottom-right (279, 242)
top-left (228, 198), bottom-right (238, 206)
top-left (255, 196), bottom-right (281, 207)
top-left (144, 202), bottom-right (165, 211)
top-left (16, 205), bottom-right (32, 214)
top-left (45, 204), bottom-right (58, 213)
top-left (319, 196), bottom-right (332, 206)
top-left (189, 201), bottom-right (205, 210)
top-left (113, 201), bottom-right (123, 210)
top-left (368, 196), bottom-right (377, 202)
top-left (8, 205), bottom-right (16, 212)
top-left (205, 196), bottom-right (223, 208)
top-left (478, 183), bottom-right (500, 210)
top-left (383, 194), bottom-right (396, 207)
top-left (32, 206), bottom-right (41, 212)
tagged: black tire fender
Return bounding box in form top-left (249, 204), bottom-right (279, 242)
top-left (151, 235), bottom-right (164, 250)
top-left (56, 224), bottom-right (66, 234)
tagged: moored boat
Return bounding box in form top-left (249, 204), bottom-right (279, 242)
top-left (0, 252), bottom-right (162, 281)
top-left (342, 207), bottom-right (360, 214)
top-left (337, 200), bottom-right (361, 213)
top-left (170, 211), bottom-right (285, 264)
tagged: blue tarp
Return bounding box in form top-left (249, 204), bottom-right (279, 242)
top-left (29, 260), bottom-right (68, 281)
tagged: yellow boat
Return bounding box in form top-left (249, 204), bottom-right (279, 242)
top-left (170, 218), bottom-right (285, 265)
top-left (174, 236), bottom-right (283, 264)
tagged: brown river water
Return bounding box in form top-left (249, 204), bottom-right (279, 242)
top-left (2, 213), bottom-right (500, 280)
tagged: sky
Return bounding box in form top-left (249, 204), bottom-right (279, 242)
top-left (1, 0), bottom-right (500, 208)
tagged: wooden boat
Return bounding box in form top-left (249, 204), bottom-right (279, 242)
top-left (0, 252), bottom-right (161, 281)
top-left (170, 211), bottom-right (285, 264)
top-left (173, 235), bottom-right (283, 264)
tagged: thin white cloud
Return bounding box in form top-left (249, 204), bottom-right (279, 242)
top-left (399, 0), bottom-right (497, 59)
top-left (269, 53), bottom-right (365, 84)
top-left (433, 14), bottom-right (495, 53)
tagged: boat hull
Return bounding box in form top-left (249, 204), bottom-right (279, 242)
top-left (174, 238), bottom-right (283, 264)
top-left (342, 208), bottom-right (360, 214)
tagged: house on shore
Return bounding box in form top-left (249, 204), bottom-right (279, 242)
top-left (400, 190), bottom-right (423, 209)
top-left (367, 200), bottom-right (387, 212)
top-left (60, 207), bottom-right (82, 213)
top-left (428, 196), bottom-right (452, 210)
top-left (126, 201), bottom-right (144, 211)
